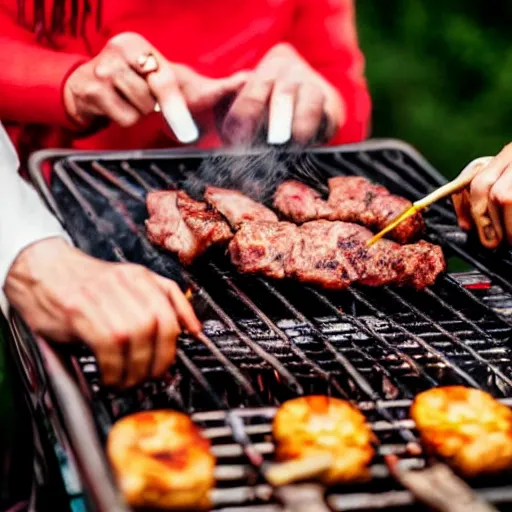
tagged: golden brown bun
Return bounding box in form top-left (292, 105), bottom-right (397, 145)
top-left (107, 410), bottom-right (215, 510)
top-left (411, 386), bottom-right (512, 477)
top-left (272, 396), bottom-right (374, 484)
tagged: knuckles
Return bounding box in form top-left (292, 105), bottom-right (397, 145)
top-left (107, 31), bottom-right (147, 50)
top-left (489, 183), bottom-right (512, 206)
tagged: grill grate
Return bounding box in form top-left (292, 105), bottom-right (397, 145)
top-left (30, 142), bottom-right (512, 511)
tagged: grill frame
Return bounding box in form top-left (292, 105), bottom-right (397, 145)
top-left (17, 139), bottom-right (512, 512)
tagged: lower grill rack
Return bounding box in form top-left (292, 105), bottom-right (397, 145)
top-left (194, 403), bottom-right (512, 511)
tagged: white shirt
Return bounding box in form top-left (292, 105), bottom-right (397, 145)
top-left (0, 123), bottom-right (68, 315)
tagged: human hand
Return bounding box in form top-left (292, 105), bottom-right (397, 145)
top-left (452, 147), bottom-right (512, 249)
top-left (63, 32), bottom-right (248, 142)
top-left (4, 238), bottom-right (201, 388)
top-left (221, 43), bottom-right (345, 146)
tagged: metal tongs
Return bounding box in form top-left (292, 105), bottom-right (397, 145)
top-left (366, 156), bottom-right (493, 247)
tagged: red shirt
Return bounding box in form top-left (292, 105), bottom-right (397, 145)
top-left (0, 0), bottom-right (371, 175)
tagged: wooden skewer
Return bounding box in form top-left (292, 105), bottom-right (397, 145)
top-left (366, 156), bottom-right (493, 247)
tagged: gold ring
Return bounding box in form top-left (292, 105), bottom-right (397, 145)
top-left (137, 52), bottom-right (159, 74)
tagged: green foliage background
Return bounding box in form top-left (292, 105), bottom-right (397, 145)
top-left (357, 1), bottom-right (512, 180)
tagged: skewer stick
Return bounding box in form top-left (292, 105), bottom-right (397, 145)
top-left (385, 455), bottom-right (498, 512)
top-left (366, 156), bottom-right (493, 247)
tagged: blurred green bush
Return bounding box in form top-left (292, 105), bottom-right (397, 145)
top-left (357, 1), bottom-right (512, 179)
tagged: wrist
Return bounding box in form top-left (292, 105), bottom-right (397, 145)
top-left (6, 238), bottom-right (72, 288)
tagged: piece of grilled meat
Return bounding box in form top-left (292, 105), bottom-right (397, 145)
top-left (274, 178), bottom-right (425, 243)
top-left (411, 386), bottom-right (512, 477)
top-left (229, 221), bottom-right (297, 279)
top-left (107, 410), bottom-right (215, 510)
top-left (328, 176), bottom-right (424, 243)
top-left (273, 396), bottom-right (375, 484)
top-left (205, 186), bottom-right (278, 229)
top-left (229, 220), bottom-right (445, 290)
top-left (274, 180), bottom-right (334, 223)
top-left (146, 190), bottom-right (232, 265)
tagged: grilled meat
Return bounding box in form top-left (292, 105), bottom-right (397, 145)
top-left (229, 220), bottom-right (445, 290)
top-left (273, 396), bottom-right (375, 484)
top-left (273, 179), bottom-right (425, 243)
top-left (411, 386), bottom-right (512, 477)
top-left (287, 221), bottom-right (361, 289)
top-left (273, 180), bottom-right (334, 223)
top-left (107, 410), bottom-right (215, 510)
top-left (146, 190), bottom-right (200, 265)
top-left (229, 221), bottom-right (297, 279)
top-left (328, 176), bottom-right (424, 243)
top-left (146, 190), bottom-right (232, 265)
top-left (205, 186), bottom-right (278, 229)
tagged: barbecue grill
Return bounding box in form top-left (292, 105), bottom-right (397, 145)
top-left (6, 140), bottom-right (512, 512)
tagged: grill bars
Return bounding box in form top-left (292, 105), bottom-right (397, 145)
top-left (38, 143), bottom-right (512, 511)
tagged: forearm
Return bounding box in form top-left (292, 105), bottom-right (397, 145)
top-left (0, 124), bottom-right (68, 314)
top-left (0, 8), bottom-right (86, 126)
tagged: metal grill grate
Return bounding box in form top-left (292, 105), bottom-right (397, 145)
top-left (29, 141), bottom-right (512, 510)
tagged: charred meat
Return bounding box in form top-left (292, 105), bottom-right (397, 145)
top-left (273, 396), bottom-right (375, 484)
top-left (205, 186), bottom-right (278, 229)
top-left (146, 190), bottom-right (232, 265)
top-left (107, 410), bottom-right (215, 510)
top-left (411, 386), bottom-right (512, 478)
top-left (328, 176), bottom-right (425, 243)
top-left (229, 220), bottom-right (445, 290)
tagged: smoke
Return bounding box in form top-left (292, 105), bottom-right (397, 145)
top-left (183, 142), bottom-right (325, 204)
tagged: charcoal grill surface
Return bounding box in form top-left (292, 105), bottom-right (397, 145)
top-left (26, 141), bottom-right (512, 511)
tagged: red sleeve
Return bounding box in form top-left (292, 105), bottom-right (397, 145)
top-left (286, 0), bottom-right (371, 144)
top-left (0, 8), bottom-right (87, 127)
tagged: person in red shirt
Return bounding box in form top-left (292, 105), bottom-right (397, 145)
top-left (0, 0), bottom-right (371, 390)
top-left (0, 0), bottom-right (371, 176)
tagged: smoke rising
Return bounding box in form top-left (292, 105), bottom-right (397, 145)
top-left (183, 143), bottom-right (325, 205)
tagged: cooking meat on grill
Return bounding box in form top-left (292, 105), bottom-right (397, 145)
top-left (205, 186), bottom-right (278, 229)
top-left (107, 410), bottom-right (215, 510)
top-left (229, 221), bottom-right (297, 279)
top-left (328, 176), bottom-right (425, 243)
top-left (273, 180), bottom-right (334, 223)
top-left (273, 178), bottom-right (424, 243)
top-left (229, 220), bottom-right (445, 290)
top-left (411, 386), bottom-right (512, 477)
top-left (273, 396), bottom-right (375, 484)
top-left (146, 190), bottom-right (232, 265)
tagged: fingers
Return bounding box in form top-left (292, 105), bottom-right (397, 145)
top-left (112, 69), bottom-right (155, 115)
top-left (107, 32), bottom-right (198, 143)
top-left (291, 83), bottom-right (325, 144)
top-left (452, 160), bottom-right (489, 231)
top-left (222, 73), bottom-right (275, 145)
top-left (90, 84), bottom-right (141, 127)
top-left (153, 275), bottom-right (202, 335)
top-left (119, 268), bottom-right (182, 380)
top-left (468, 159), bottom-right (507, 249)
top-left (67, 290), bottom-right (126, 387)
top-left (176, 65), bottom-right (250, 112)
top-left (490, 164), bottom-right (512, 244)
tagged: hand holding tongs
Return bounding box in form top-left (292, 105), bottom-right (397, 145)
top-left (366, 156), bottom-right (493, 247)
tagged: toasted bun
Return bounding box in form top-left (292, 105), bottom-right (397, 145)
top-left (273, 396), bottom-right (374, 484)
top-left (107, 410), bottom-right (215, 510)
top-left (411, 386), bottom-right (512, 477)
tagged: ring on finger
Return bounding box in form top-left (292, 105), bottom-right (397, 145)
top-left (137, 52), bottom-right (159, 75)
